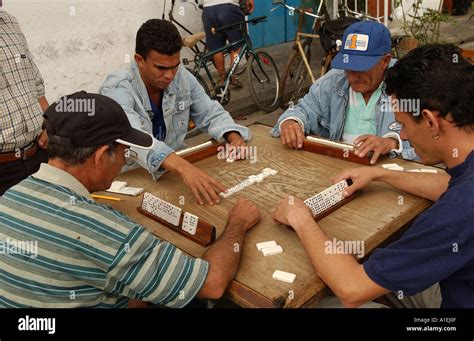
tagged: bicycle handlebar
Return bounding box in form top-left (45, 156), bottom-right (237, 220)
top-left (271, 0), bottom-right (324, 19)
top-left (341, 5), bottom-right (383, 22)
top-left (211, 16), bottom-right (267, 34)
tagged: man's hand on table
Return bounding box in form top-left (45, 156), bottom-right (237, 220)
top-left (224, 131), bottom-right (247, 160)
top-left (332, 166), bottom-right (382, 197)
top-left (162, 153), bottom-right (227, 205)
top-left (272, 195), bottom-right (313, 227)
top-left (354, 135), bottom-right (398, 165)
top-left (279, 120), bottom-right (304, 149)
top-left (227, 197), bottom-right (260, 232)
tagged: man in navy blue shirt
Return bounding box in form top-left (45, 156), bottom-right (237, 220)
top-left (272, 44), bottom-right (474, 308)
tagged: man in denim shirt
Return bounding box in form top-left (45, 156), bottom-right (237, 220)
top-left (272, 21), bottom-right (416, 164)
top-left (100, 19), bottom-right (250, 205)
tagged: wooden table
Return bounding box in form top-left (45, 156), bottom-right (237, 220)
top-left (96, 124), bottom-right (434, 308)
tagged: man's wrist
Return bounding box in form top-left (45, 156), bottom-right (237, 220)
top-left (162, 153), bottom-right (189, 175)
top-left (372, 167), bottom-right (388, 182)
top-left (224, 131), bottom-right (241, 142)
top-left (225, 218), bottom-right (249, 235)
top-left (279, 117), bottom-right (305, 133)
top-left (288, 209), bottom-right (314, 230)
top-left (382, 132), bottom-right (403, 153)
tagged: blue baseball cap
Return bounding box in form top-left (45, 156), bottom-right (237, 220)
top-left (331, 21), bottom-right (391, 72)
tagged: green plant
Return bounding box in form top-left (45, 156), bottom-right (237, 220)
top-left (397, 0), bottom-right (451, 45)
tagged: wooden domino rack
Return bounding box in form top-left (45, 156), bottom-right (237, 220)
top-left (302, 135), bottom-right (372, 166)
top-left (176, 140), bottom-right (226, 163)
top-left (137, 194), bottom-right (216, 247)
top-left (136, 140), bottom-right (225, 246)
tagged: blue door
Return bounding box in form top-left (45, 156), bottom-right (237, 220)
top-left (247, 1), bottom-right (286, 48)
top-left (248, 0), bottom-right (320, 49)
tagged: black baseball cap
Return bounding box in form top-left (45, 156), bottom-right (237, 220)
top-left (44, 91), bottom-right (153, 149)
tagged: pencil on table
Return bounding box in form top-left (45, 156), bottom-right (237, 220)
top-left (91, 194), bottom-right (122, 201)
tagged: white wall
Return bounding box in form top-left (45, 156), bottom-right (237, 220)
top-left (3, 0), bottom-right (204, 102)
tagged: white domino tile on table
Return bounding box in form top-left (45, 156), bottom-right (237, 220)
top-left (142, 192), bottom-right (182, 226)
top-left (256, 241), bottom-right (278, 251)
top-left (407, 168), bottom-right (437, 173)
top-left (107, 186), bottom-right (144, 196)
top-left (109, 181), bottom-right (127, 191)
top-left (272, 270), bottom-right (296, 284)
top-left (420, 169), bottom-right (438, 173)
top-left (382, 163), bottom-right (400, 169)
top-left (261, 245), bottom-right (283, 256)
top-left (182, 212), bottom-right (198, 235)
top-left (219, 168), bottom-right (278, 199)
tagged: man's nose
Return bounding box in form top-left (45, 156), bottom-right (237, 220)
top-left (164, 69), bottom-right (175, 81)
top-left (346, 70), bottom-right (359, 81)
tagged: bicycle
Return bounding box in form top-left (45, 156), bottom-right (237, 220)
top-left (186, 16), bottom-right (281, 113)
top-left (165, 0), bottom-right (247, 77)
top-left (272, 0), bottom-right (332, 109)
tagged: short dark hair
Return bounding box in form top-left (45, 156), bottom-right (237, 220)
top-left (136, 19), bottom-right (182, 59)
top-left (385, 44), bottom-right (474, 128)
top-left (48, 141), bottom-right (118, 166)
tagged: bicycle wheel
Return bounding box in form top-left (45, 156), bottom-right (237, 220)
top-left (279, 46), bottom-right (313, 110)
top-left (247, 50), bottom-right (280, 113)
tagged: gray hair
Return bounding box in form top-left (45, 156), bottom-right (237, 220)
top-left (47, 141), bottom-right (118, 166)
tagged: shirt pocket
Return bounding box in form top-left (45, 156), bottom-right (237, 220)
top-left (172, 97), bottom-right (191, 134)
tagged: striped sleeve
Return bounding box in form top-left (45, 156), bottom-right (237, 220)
top-left (104, 226), bottom-right (209, 308)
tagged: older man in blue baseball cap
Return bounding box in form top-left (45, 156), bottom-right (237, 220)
top-left (272, 21), bottom-right (417, 164)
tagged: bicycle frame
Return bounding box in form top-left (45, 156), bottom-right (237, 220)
top-left (194, 38), bottom-right (248, 95)
top-left (191, 22), bottom-right (272, 102)
top-left (273, 1), bottom-right (326, 84)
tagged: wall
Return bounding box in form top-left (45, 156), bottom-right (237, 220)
top-left (2, 0), bottom-right (204, 102)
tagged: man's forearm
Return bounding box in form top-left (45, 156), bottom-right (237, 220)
top-left (292, 216), bottom-right (362, 298)
top-left (198, 223), bottom-right (246, 299)
top-left (161, 152), bottom-right (188, 175)
top-left (375, 168), bottom-right (450, 201)
top-left (292, 215), bottom-right (389, 307)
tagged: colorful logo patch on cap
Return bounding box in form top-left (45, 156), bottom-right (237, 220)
top-left (344, 34), bottom-right (369, 51)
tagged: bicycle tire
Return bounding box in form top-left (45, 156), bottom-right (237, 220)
top-left (247, 50), bottom-right (280, 113)
top-left (279, 46), bottom-right (313, 110)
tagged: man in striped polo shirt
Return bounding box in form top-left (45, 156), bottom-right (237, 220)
top-left (0, 91), bottom-right (260, 308)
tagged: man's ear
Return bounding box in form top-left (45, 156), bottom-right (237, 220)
top-left (93, 145), bottom-right (110, 167)
top-left (382, 53), bottom-right (391, 67)
top-left (421, 109), bottom-right (441, 137)
top-left (134, 53), bottom-right (145, 68)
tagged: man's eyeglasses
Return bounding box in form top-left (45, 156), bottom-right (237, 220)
top-left (388, 121), bottom-right (403, 131)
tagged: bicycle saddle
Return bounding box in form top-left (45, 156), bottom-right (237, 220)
top-left (183, 32), bottom-right (206, 48)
